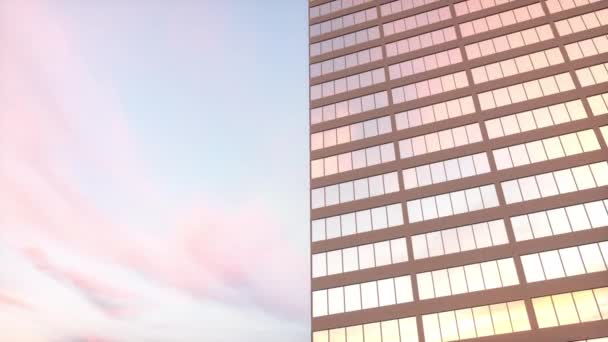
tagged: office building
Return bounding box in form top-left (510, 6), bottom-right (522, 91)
top-left (309, 0), bottom-right (608, 340)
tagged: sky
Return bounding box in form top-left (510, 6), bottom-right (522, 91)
top-left (0, 0), bottom-right (310, 341)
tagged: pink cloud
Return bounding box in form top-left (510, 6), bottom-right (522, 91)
top-left (0, 0), bottom-right (307, 328)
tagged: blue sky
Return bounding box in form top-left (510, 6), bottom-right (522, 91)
top-left (0, 1), bottom-right (310, 341)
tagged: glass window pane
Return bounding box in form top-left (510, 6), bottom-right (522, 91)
top-left (473, 306), bottom-right (495, 337)
top-left (533, 296), bottom-right (558, 328)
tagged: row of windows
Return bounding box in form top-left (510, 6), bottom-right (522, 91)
top-left (386, 26), bottom-right (457, 58)
top-left (310, 46), bottom-right (383, 78)
top-left (501, 161), bottom-right (608, 205)
top-left (546, 0), bottom-right (601, 13)
top-left (311, 68), bottom-right (385, 100)
top-left (417, 258), bottom-right (519, 300)
top-left (388, 48), bottom-right (462, 80)
top-left (311, 26), bottom-right (380, 57)
top-left (521, 241), bottom-right (608, 283)
top-left (403, 152), bottom-right (490, 190)
top-left (311, 203), bottom-right (404, 242)
top-left (454, 0), bottom-right (514, 17)
top-left (532, 286), bottom-right (608, 328)
top-left (313, 316), bottom-right (419, 342)
top-left (577, 62), bottom-right (608, 88)
top-left (511, 199), bottom-right (608, 242)
top-left (555, 8), bottom-right (608, 37)
top-left (312, 275), bottom-right (413, 317)
top-left (310, 91), bottom-right (388, 125)
top-left (399, 123), bottom-right (483, 159)
top-left (460, 3), bottom-right (544, 38)
top-left (310, 0), bottom-right (374, 19)
top-left (310, 8), bottom-right (378, 38)
top-left (465, 24), bottom-right (554, 60)
top-left (312, 238), bottom-right (408, 278)
top-left (423, 300), bottom-right (530, 342)
top-left (589, 92), bottom-right (608, 116)
top-left (478, 72), bottom-right (575, 111)
top-left (311, 115), bottom-right (391, 151)
top-left (471, 47), bottom-right (565, 84)
top-left (391, 70), bottom-right (469, 104)
top-left (395, 96), bottom-right (475, 131)
top-left (565, 34), bottom-right (608, 61)
top-left (383, 6), bottom-right (452, 37)
top-left (407, 184), bottom-right (499, 223)
top-left (493, 129), bottom-right (600, 170)
top-left (311, 172), bottom-right (400, 209)
top-left (382, 0), bottom-right (440, 17)
top-left (485, 99), bottom-right (587, 140)
top-left (412, 219), bottom-right (509, 260)
top-left (311, 143), bottom-right (396, 179)
top-left (310, 209), bottom-right (402, 245)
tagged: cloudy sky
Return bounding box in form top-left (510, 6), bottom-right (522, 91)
top-left (0, 0), bottom-right (309, 341)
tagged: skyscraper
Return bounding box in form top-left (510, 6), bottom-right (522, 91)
top-left (309, 0), bottom-right (608, 341)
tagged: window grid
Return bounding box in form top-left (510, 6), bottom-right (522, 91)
top-left (532, 286), bottom-right (608, 328)
top-left (312, 238), bottom-right (408, 278)
top-left (478, 72), bottom-right (576, 111)
top-left (407, 184), bottom-right (500, 223)
top-left (545, 0), bottom-right (602, 14)
top-left (471, 47), bottom-right (565, 84)
top-left (417, 257), bottom-right (519, 300)
top-left (311, 26), bottom-right (381, 57)
top-left (395, 96), bottom-right (476, 131)
top-left (412, 219), bottom-right (509, 260)
top-left (492, 129), bottom-right (601, 170)
top-left (501, 161), bottom-right (608, 205)
top-left (422, 300), bottom-right (531, 342)
top-left (510, 199), bottom-right (608, 241)
top-left (311, 115), bottom-right (392, 151)
top-left (383, 6), bottom-right (452, 37)
top-left (576, 62), bottom-right (608, 88)
top-left (311, 172), bottom-right (400, 209)
top-left (311, 68), bottom-right (386, 100)
top-left (310, 8), bottom-right (378, 38)
top-left (521, 241), bottom-right (608, 283)
top-left (311, 91), bottom-right (389, 125)
top-left (313, 316), bottom-right (419, 342)
top-left (391, 70), bottom-right (469, 104)
top-left (454, 0), bottom-right (515, 17)
top-left (588, 92), bottom-right (608, 116)
top-left (312, 275), bottom-right (413, 317)
top-left (389, 48), bottom-right (463, 80)
top-left (381, 0), bottom-right (440, 17)
top-left (565, 34), bottom-right (608, 61)
top-left (555, 8), bottom-right (608, 37)
top-left (465, 24), bottom-right (554, 60)
top-left (386, 26), bottom-right (458, 58)
top-left (311, 142), bottom-right (396, 179)
top-left (485, 99), bottom-right (587, 140)
top-left (403, 152), bottom-right (491, 190)
top-left (310, 0), bottom-right (375, 20)
top-left (459, 3), bottom-right (545, 38)
top-left (310, 46), bottom-right (383, 78)
top-left (312, 203), bottom-right (404, 242)
top-left (399, 123), bottom-right (483, 159)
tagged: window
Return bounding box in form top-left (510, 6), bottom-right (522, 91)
top-left (478, 72), bottom-right (575, 111)
top-left (310, 46), bottom-right (383, 78)
top-left (386, 27), bottom-right (458, 58)
top-left (554, 8), bottom-right (608, 37)
top-left (383, 6), bottom-right (451, 36)
top-left (533, 286), bottom-right (608, 328)
top-left (510, 199), bottom-right (608, 241)
top-left (423, 300), bottom-right (530, 341)
top-left (310, 8), bottom-right (377, 38)
top-left (312, 143), bottom-right (395, 178)
top-left (455, 0), bottom-right (515, 16)
top-left (472, 48), bottom-right (564, 84)
top-left (588, 92), bottom-right (608, 116)
top-left (501, 162), bottom-right (608, 205)
top-left (466, 24), bottom-right (554, 60)
top-left (576, 62), bottom-right (608, 87)
top-left (391, 71), bottom-right (469, 104)
top-left (546, 0), bottom-right (599, 13)
top-left (310, 0), bottom-right (374, 19)
top-left (565, 34), bottom-right (608, 61)
top-left (312, 276), bottom-right (413, 317)
top-left (312, 171), bottom-right (400, 208)
top-left (404, 152), bottom-right (490, 189)
top-left (407, 185), bottom-right (498, 223)
top-left (311, 91), bottom-right (388, 125)
top-left (399, 123), bottom-right (482, 159)
top-left (312, 316), bottom-right (418, 342)
top-left (381, 0), bottom-right (439, 16)
top-left (310, 26), bottom-right (380, 57)
top-left (418, 258), bottom-right (518, 300)
top-left (389, 48), bottom-right (462, 80)
top-left (459, 3), bottom-right (544, 38)
top-left (311, 68), bottom-right (385, 100)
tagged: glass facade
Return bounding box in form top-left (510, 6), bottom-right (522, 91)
top-left (309, 0), bottom-right (608, 340)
